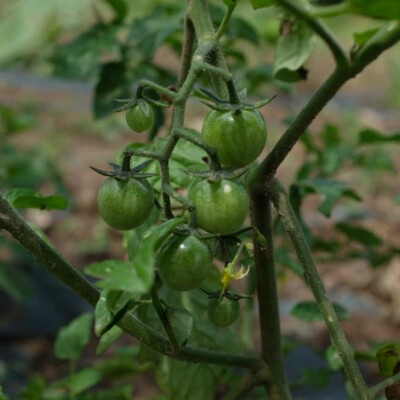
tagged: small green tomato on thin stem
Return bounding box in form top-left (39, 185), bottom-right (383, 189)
top-left (125, 100), bottom-right (154, 133)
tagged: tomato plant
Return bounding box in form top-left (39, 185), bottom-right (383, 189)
top-left (202, 109), bottom-right (267, 167)
top-left (1, 0), bottom-right (400, 399)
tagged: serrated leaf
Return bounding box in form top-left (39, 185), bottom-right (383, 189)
top-left (359, 128), bottom-right (400, 144)
top-left (291, 301), bottom-right (349, 322)
top-left (5, 188), bottom-right (67, 210)
top-left (96, 325), bottom-right (124, 355)
top-left (301, 368), bottom-right (332, 389)
top-left (274, 19), bottom-right (317, 82)
top-left (85, 260), bottom-right (149, 293)
top-left (249, 0), bottom-right (275, 9)
top-left (166, 307), bottom-right (193, 348)
top-left (297, 178), bottom-right (361, 217)
top-left (54, 313), bottom-right (93, 361)
top-left (335, 223), bottom-right (383, 247)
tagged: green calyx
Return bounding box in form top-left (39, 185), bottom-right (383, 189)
top-left (90, 159), bottom-right (157, 181)
top-left (180, 166), bottom-right (248, 183)
top-left (201, 288), bottom-right (251, 301)
top-left (200, 88), bottom-right (276, 113)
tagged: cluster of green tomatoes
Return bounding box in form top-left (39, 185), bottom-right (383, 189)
top-left (94, 93), bottom-right (267, 328)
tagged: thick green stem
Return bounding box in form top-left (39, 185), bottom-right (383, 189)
top-left (249, 66), bottom-right (350, 185)
top-left (267, 179), bottom-right (370, 400)
top-left (0, 192), bottom-right (260, 370)
top-left (250, 191), bottom-right (292, 400)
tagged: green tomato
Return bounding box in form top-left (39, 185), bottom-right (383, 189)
top-left (202, 109), bottom-right (267, 167)
top-left (207, 296), bottom-right (239, 327)
top-left (125, 101), bottom-right (154, 133)
top-left (156, 234), bottom-right (213, 291)
top-left (97, 177), bottom-right (154, 231)
top-left (189, 179), bottom-right (249, 235)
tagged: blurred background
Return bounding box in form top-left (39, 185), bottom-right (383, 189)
top-left (0, 0), bottom-right (400, 398)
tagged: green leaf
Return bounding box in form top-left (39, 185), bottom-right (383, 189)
top-left (94, 289), bottom-right (137, 336)
top-left (359, 128), bottom-right (400, 144)
top-left (51, 368), bottom-right (102, 396)
top-left (376, 342), bottom-right (400, 377)
top-left (0, 262), bottom-right (33, 304)
top-left (0, 104), bottom-right (36, 135)
top-left (297, 178), bottom-right (361, 217)
top-left (131, 217), bottom-right (184, 283)
top-left (129, 6), bottom-right (184, 59)
top-left (17, 376), bottom-right (46, 400)
top-left (54, 313), bottom-right (93, 361)
top-left (353, 27), bottom-right (381, 46)
top-left (80, 385), bottom-right (134, 400)
top-left (291, 301), bottom-right (350, 322)
top-left (166, 306), bottom-right (193, 348)
top-left (249, 0), bottom-right (275, 9)
top-left (96, 325), bottom-right (124, 355)
top-left (51, 23), bottom-right (119, 80)
top-left (301, 368), bottom-right (332, 389)
top-left (85, 260), bottom-right (149, 293)
top-left (274, 19), bottom-right (317, 82)
top-left (0, 387), bottom-right (5, 400)
top-left (335, 223), bottom-right (383, 247)
top-left (326, 344), bottom-right (355, 371)
top-left (93, 62), bottom-right (131, 119)
top-left (157, 359), bottom-right (218, 400)
top-left (349, 0), bottom-right (400, 20)
top-left (5, 188), bottom-right (67, 210)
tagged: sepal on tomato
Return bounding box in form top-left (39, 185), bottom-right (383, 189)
top-left (200, 88), bottom-right (276, 113)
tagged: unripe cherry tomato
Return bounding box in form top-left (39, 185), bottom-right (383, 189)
top-left (207, 296), bottom-right (239, 327)
top-left (202, 109), bottom-right (267, 167)
top-left (97, 177), bottom-right (154, 230)
top-left (125, 102), bottom-right (154, 133)
top-left (189, 179), bottom-right (249, 235)
top-left (156, 234), bottom-right (213, 291)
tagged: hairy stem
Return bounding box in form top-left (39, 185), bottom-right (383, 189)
top-left (215, 2), bottom-right (236, 41)
top-left (267, 179), bottom-right (370, 400)
top-left (0, 192), bottom-right (260, 370)
top-left (177, 14), bottom-right (195, 88)
top-left (250, 191), bottom-right (292, 400)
